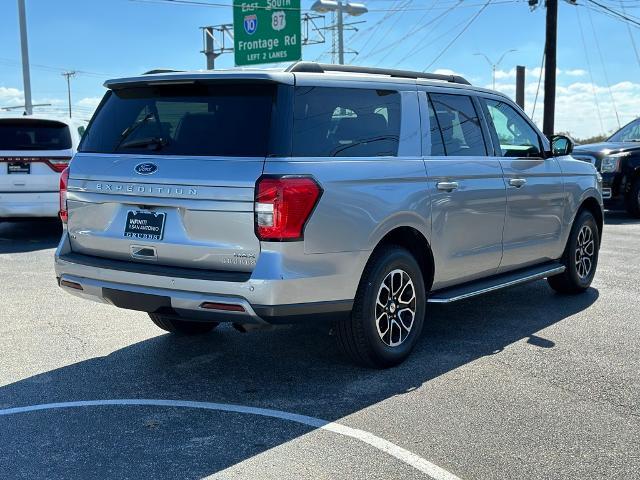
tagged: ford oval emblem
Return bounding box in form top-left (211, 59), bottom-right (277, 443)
top-left (134, 162), bottom-right (158, 175)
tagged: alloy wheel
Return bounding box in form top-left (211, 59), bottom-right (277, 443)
top-left (375, 269), bottom-right (417, 347)
top-left (575, 225), bottom-right (595, 279)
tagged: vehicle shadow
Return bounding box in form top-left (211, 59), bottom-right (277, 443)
top-left (0, 282), bottom-right (599, 479)
top-left (604, 209), bottom-right (640, 225)
top-left (0, 219), bottom-right (62, 253)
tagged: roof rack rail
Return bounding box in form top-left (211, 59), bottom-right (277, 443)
top-left (142, 69), bottom-right (184, 75)
top-left (285, 62), bottom-right (471, 86)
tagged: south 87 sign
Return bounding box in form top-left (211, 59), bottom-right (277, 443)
top-left (233, 0), bottom-right (302, 66)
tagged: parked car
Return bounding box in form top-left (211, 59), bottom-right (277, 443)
top-left (573, 117), bottom-right (640, 217)
top-left (0, 115), bottom-right (85, 220)
top-left (54, 62), bottom-right (603, 368)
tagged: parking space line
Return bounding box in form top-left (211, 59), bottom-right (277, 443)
top-left (0, 399), bottom-right (461, 480)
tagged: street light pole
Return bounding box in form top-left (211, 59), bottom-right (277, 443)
top-left (17, 0), bottom-right (33, 115)
top-left (311, 0), bottom-right (368, 65)
top-left (474, 49), bottom-right (517, 90)
top-left (337, 1), bottom-right (344, 65)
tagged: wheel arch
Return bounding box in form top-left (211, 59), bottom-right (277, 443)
top-left (577, 195), bottom-right (604, 239)
top-left (366, 226), bottom-right (435, 292)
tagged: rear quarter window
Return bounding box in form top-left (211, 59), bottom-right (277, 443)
top-left (292, 87), bottom-right (401, 157)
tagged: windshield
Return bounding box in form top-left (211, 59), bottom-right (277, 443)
top-left (608, 118), bottom-right (640, 142)
top-left (0, 119), bottom-right (72, 151)
top-left (79, 83), bottom-right (276, 157)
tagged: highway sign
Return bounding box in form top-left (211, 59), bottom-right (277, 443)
top-left (233, 0), bottom-right (302, 66)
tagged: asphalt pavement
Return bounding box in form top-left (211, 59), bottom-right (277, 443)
top-left (0, 213), bottom-right (638, 479)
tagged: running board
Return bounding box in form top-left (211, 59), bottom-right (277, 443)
top-left (428, 262), bottom-right (566, 304)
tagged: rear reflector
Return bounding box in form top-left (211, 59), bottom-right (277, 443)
top-left (60, 279), bottom-right (83, 290)
top-left (200, 302), bottom-right (246, 312)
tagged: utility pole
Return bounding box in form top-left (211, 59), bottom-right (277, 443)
top-left (516, 65), bottom-right (526, 110)
top-left (17, 0), bottom-right (33, 115)
top-left (543, 0), bottom-right (558, 136)
top-left (62, 71), bottom-right (76, 118)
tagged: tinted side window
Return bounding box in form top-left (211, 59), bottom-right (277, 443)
top-left (426, 95), bottom-right (445, 156)
top-left (429, 94), bottom-right (486, 157)
top-left (482, 98), bottom-right (541, 157)
top-left (292, 87), bottom-right (401, 157)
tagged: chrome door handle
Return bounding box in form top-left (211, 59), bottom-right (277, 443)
top-left (509, 178), bottom-right (527, 188)
top-left (437, 181), bottom-right (459, 192)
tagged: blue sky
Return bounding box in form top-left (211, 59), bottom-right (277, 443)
top-left (1, 0), bottom-right (639, 138)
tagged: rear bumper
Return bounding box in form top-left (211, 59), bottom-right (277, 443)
top-left (0, 191), bottom-right (58, 217)
top-left (54, 235), bottom-right (364, 324)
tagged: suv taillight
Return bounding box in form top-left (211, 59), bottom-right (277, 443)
top-left (47, 157), bottom-right (71, 172)
top-left (255, 176), bottom-right (322, 241)
top-left (59, 167), bottom-right (69, 223)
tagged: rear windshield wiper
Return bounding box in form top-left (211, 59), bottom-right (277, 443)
top-left (117, 136), bottom-right (167, 150)
top-left (114, 112), bottom-right (158, 151)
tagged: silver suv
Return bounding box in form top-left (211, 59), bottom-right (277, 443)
top-left (55, 62), bottom-right (603, 368)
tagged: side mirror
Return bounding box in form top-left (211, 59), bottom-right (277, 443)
top-left (549, 134), bottom-right (574, 157)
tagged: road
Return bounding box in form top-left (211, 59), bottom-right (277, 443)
top-left (0, 214), bottom-right (638, 480)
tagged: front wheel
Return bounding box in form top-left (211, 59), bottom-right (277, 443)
top-left (547, 210), bottom-right (600, 294)
top-left (149, 313), bottom-right (219, 335)
top-left (336, 246), bottom-right (426, 369)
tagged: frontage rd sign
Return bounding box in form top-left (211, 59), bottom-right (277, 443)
top-left (233, 0), bottom-right (302, 66)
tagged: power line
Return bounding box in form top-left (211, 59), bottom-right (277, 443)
top-left (128, 0), bottom-right (523, 12)
top-left (357, 0), bottom-right (464, 65)
top-left (575, 5), bottom-right (606, 134)
top-left (354, 0), bottom-right (413, 62)
top-left (619, 0), bottom-right (640, 68)
top-left (424, 0), bottom-right (492, 71)
top-left (585, 2), bottom-right (621, 128)
top-left (585, 0), bottom-right (640, 27)
top-left (390, 7), bottom-right (469, 68)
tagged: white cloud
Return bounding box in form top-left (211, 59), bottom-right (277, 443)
top-left (492, 79), bottom-right (640, 138)
top-left (0, 86), bottom-right (24, 108)
top-left (434, 68), bottom-right (463, 77)
top-left (565, 69), bottom-right (587, 77)
top-left (77, 96), bottom-right (102, 108)
top-left (493, 67), bottom-right (587, 80)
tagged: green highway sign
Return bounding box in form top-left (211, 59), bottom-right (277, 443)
top-left (233, 0), bottom-right (301, 66)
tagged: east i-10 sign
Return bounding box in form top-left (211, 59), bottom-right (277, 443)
top-left (233, 0), bottom-right (302, 66)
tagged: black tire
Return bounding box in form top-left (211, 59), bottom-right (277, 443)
top-left (336, 246), bottom-right (426, 369)
top-left (148, 313), bottom-right (219, 335)
top-left (624, 178), bottom-right (640, 218)
top-left (547, 210), bottom-right (600, 294)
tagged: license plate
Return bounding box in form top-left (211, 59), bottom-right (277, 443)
top-left (124, 211), bottom-right (166, 241)
top-left (8, 162), bottom-right (30, 174)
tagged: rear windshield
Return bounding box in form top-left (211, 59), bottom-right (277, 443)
top-left (79, 83), bottom-right (276, 157)
top-left (0, 119), bottom-right (72, 151)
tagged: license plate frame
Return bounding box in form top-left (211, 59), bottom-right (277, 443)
top-left (123, 210), bottom-right (166, 241)
top-left (7, 162), bottom-right (30, 174)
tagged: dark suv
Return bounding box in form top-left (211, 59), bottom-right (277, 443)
top-left (574, 117), bottom-right (640, 217)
